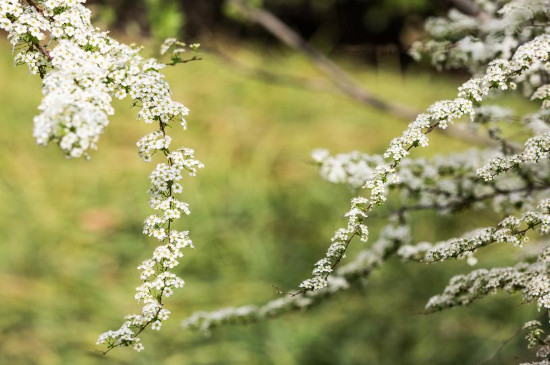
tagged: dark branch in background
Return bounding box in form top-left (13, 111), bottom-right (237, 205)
top-left (224, 0), bottom-right (494, 146)
top-left (449, 0), bottom-right (481, 16)
top-left (204, 45), bottom-right (335, 93)
top-left (226, 0), bottom-right (417, 121)
top-left (478, 311), bottom-right (549, 365)
top-left (449, 0), bottom-right (491, 21)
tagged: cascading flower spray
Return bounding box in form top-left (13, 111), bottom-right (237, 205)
top-left (0, 0), bottom-right (202, 352)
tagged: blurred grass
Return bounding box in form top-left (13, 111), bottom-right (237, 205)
top-left (0, 38), bottom-right (541, 364)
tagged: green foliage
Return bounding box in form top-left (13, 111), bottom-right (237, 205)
top-left (362, 0), bottom-right (431, 34)
top-left (144, 0), bottom-right (183, 40)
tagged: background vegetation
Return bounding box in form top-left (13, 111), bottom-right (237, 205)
top-left (0, 2), bottom-right (544, 364)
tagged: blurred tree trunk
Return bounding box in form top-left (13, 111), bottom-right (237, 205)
top-left (113, 0), bottom-right (150, 35)
top-left (178, 0), bottom-right (225, 41)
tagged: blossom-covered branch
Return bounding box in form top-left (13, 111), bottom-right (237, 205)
top-left (1, 0), bottom-right (202, 352)
top-left (298, 34), bottom-right (550, 293)
top-left (398, 199), bottom-right (550, 263)
top-left (313, 148), bottom-right (550, 214)
top-left (426, 244), bottom-right (550, 312)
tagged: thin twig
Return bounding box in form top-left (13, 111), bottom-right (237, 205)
top-left (24, 0), bottom-right (52, 62)
top-left (479, 311), bottom-right (548, 365)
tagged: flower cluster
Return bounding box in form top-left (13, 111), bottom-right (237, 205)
top-left (97, 64), bottom-right (203, 351)
top-left (524, 320), bottom-right (545, 349)
top-left (1, 0), bottom-right (194, 159)
top-left (137, 131), bottom-right (172, 162)
top-left (313, 148), bottom-right (550, 215)
top-left (98, 146), bottom-right (202, 352)
top-left (425, 244), bottom-right (550, 312)
top-left (521, 319), bottom-right (550, 365)
top-left (478, 131), bottom-right (550, 181)
top-left (1, 0), bottom-right (202, 353)
top-left (410, 0), bottom-right (550, 74)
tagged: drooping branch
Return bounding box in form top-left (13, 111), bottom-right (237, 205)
top-left (3, 0), bottom-right (204, 353)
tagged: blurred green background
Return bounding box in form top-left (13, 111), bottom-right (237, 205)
top-left (0, 2), bottom-right (545, 364)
